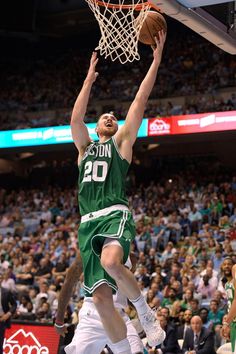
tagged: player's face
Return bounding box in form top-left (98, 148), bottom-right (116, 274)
top-left (96, 113), bottom-right (118, 137)
top-left (222, 259), bottom-right (233, 276)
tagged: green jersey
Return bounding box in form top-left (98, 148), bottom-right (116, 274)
top-left (78, 137), bottom-right (129, 216)
top-left (225, 281), bottom-right (236, 322)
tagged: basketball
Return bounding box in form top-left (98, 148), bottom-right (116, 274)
top-left (139, 11), bottom-right (167, 46)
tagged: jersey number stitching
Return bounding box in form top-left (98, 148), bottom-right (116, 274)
top-left (82, 161), bottom-right (108, 182)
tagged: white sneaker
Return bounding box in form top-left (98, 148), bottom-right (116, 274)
top-left (140, 310), bottom-right (166, 347)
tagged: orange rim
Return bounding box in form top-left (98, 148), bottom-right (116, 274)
top-left (93, 0), bottom-right (151, 10)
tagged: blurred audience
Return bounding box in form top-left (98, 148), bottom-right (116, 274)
top-left (0, 156), bottom-right (235, 352)
top-left (0, 33), bottom-right (235, 130)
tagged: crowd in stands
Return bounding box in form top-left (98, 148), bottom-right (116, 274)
top-left (0, 32), bottom-right (236, 130)
top-left (1, 91), bottom-right (236, 131)
top-left (0, 157), bottom-right (236, 352)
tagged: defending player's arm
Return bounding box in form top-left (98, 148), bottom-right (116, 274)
top-left (115, 30), bottom-right (166, 160)
top-left (222, 264), bottom-right (236, 338)
top-left (71, 52), bottom-right (99, 155)
top-left (54, 252), bottom-right (83, 337)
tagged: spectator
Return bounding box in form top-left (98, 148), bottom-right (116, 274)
top-left (15, 263), bottom-right (34, 292)
top-left (52, 252), bottom-right (69, 278)
top-left (199, 308), bottom-right (213, 331)
top-left (189, 299), bottom-right (200, 316)
top-left (161, 287), bottom-right (178, 309)
top-left (197, 275), bottom-right (216, 300)
top-left (177, 309), bottom-right (193, 340)
top-left (35, 280), bottom-right (57, 311)
top-left (34, 257), bottom-right (52, 282)
top-left (207, 300), bottom-right (225, 329)
top-left (182, 315), bottom-right (216, 354)
top-left (181, 288), bottom-right (194, 310)
top-left (1, 269), bottom-right (16, 293)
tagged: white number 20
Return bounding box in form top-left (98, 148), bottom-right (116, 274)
top-left (82, 161), bottom-right (108, 182)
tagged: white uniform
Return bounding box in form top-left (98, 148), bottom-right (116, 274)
top-left (65, 291), bottom-right (143, 354)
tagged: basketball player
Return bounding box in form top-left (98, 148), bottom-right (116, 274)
top-left (222, 261), bottom-right (236, 353)
top-left (54, 252), bottom-right (143, 354)
top-left (71, 31), bottom-right (166, 354)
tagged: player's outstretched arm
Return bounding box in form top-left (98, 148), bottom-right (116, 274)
top-left (117, 30), bottom-right (166, 148)
top-left (54, 252), bottom-right (83, 337)
top-left (71, 52), bottom-right (99, 154)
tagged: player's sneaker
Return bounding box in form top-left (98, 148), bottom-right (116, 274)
top-left (140, 310), bottom-right (166, 347)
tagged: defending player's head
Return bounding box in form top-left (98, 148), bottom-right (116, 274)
top-left (95, 112), bottom-right (118, 138)
top-left (221, 257), bottom-right (234, 277)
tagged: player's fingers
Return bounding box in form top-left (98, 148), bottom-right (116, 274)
top-left (154, 36), bottom-right (159, 48)
top-left (91, 51), bottom-right (97, 64)
top-left (90, 52), bottom-right (95, 62)
top-left (159, 30), bottom-right (165, 45)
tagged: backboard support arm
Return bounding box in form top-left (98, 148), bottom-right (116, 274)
top-left (150, 0), bottom-right (236, 54)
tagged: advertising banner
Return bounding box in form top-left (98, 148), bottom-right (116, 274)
top-left (147, 111), bottom-right (236, 136)
top-left (0, 110), bottom-right (236, 149)
top-left (0, 120), bottom-right (148, 149)
top-left (172, 111), bottom-right (236, 135)
top-left (148, 117), bottom-right (171, 136)
top-left (4, 323), bottom-right (60, 354)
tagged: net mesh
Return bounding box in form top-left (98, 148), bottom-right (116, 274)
top-left (85, 0), bottom-right (151, 64)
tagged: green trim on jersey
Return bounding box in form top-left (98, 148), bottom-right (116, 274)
top-left (78, 137), bottom-right (129, 216)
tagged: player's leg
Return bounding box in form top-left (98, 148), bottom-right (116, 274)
top-left (64, 302), bottom-right (107, 354)
top-left (124, 316), bottom-right (144, 354)
top-left (101, 241), bottom-right (165, 347)
top-left (93, 284), bottom-right (132, 354)
top-left (79, 218), bottom-right (132, 354)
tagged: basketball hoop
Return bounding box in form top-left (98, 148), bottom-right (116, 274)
top-left (85, 0), bottom-right (152, 64)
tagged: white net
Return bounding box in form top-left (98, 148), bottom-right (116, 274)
top-left (85, 0), bottom-right (151, 64)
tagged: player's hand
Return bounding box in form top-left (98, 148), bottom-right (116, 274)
top-left (152, 30), bottom-right (166, 65)
top-left (221, 324), bottom-right (230, 340)
top-left (86, 52), bottom-right (99, 83)
top-left (0, 312), bottom-right (11, 322)
top-left (54, 323), bottom-right (68, 337)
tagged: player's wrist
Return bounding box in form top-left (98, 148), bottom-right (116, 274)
top-left (54, 322), bottom-right (65, 329)
top-left (55, 319), bottom-right (65, 327)
top-left (84, 77), bottom-right (94, 86)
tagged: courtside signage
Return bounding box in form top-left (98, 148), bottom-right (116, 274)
top-left (0, 120), bottom-right (147, 148)
top-left (4, 324), bottom-right (60, 354)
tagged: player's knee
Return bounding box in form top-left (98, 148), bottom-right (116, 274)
top-left (101, 257), bottom-right (122, 277)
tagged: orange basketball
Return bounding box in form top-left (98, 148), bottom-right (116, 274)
top-left (139, 11), bottom-right (167, 46)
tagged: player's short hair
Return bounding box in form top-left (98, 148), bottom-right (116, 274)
top-left (97, 111), bottom-right (117, 123)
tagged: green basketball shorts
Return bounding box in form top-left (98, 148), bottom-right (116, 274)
top-left (231, 322), bottom-right (236, 353)
top-left (78, 205), bottom-right (136, 296)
